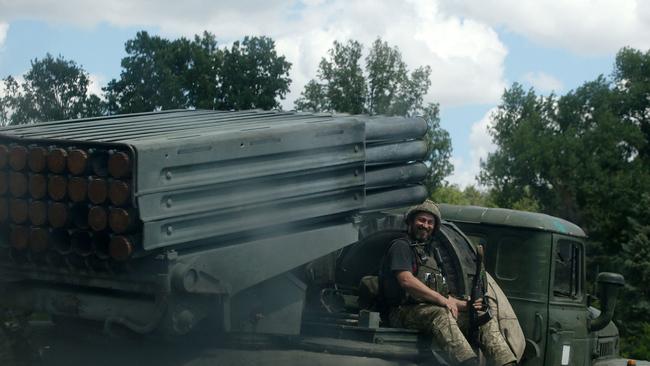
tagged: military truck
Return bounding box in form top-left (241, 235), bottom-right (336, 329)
top-left (0, 110), bottom-right (642, 365)
top-left (326, 204), bottom-right (640, 366)
top-left (436, 205), bottom-right (637, 366)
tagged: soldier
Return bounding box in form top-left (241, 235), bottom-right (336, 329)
top-left (379, 200), bottom-right (517, 366)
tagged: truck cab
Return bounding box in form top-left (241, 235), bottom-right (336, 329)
top-left (437, 204), bottom-right (627, 366)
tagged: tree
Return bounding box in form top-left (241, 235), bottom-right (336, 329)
top-left (481, 78), bottom-right (646, 247)
top-left (613, 48), bottom-right (650, 162)
top-left (479, 47), bottom-right (650, 357)
top-left (294, 80), bottom-right (327, 113)
top-left (300, 40), bottom-right (367, 114)
top-left (0, 54), bottom-right (103, 125)
top-left (430, 184), bottom-right (496, 207)
top-left (295, 38), bottom-right (453, 190)
top-left (365, 39), bottom-right (407, 115)
top-left (422, 103), bottom-right (453, 191)
top-left (104, 31), bottom-right (204, 113)
top-left (619, 194), bottom-right (650, 360)
top-left (217, 36), bottom-right (291, 110)
top-left (105, 32), bottom-right (291, 114)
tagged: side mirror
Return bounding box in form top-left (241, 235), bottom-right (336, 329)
top-left (588, 272), bottom-right (625, 332)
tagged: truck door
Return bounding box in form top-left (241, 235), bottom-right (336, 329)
top-left (544, 236), bottom-right (589, 366)
top-left (464, 227), bottom-right (551, 366)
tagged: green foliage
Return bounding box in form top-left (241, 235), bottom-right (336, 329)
top-left (620, 322), bottom-right (650, 360)
top-left (105, 31), bottom-right (291, 114)
top-left (617, 194), bottom-right (650, 358)
top-left (365, 39), bottom-right (407, 115)
top-left (613, 48), bottom-right (650, 162)
top-left (422, 103), bottom-right (453, 191)
top-left (104, 31), bottom-right (211, 113)
top-left (430, 184), bottom-right (495, 207)
top-left (295, 38), bottom-right (433, 117)
top-left (365, 39), bottom-right (431, 116)
top-left (0, 54), bottom-right (103, 125)
top-left (295, 40), bottom-right (366, 114)
top-left (480, 46), bottom-right (650, 357)
top-left (295, 38), bottom-right (452, 190)
top-left (217, 36), bottom-right (291, 110)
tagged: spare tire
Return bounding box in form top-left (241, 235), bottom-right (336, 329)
top-left (336, 212), bottom-right (406, 287)
top-left (336, 212), bottom-right (473, 299)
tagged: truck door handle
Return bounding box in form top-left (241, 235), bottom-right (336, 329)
top-left (533, 312), bottom-right (543, 342)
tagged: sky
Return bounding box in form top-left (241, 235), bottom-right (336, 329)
top-left (0, 0), bottom-right (648, 188)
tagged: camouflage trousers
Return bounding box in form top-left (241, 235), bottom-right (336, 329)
top-left (389, 303), bottom-right (516, 366)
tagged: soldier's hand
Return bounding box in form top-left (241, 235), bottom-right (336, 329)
top-left (445, 297), bottom-right (459, 319)
top-left (472, 298), bottom-right (484, 311)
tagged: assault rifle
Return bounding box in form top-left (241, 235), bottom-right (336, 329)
top-left (468, 245), bottom-right (492, 346)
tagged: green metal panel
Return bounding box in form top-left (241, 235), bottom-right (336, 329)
top-left (173, 221), bottom-right (359, 295)
top-left (449, 221), bottom-right (552, 366)
top-left (439, 204), bottom-right (587, 238)
top-left (545, 234), bottom-right (590, 366)
top-left (0, 110), bottom-right (430, 303)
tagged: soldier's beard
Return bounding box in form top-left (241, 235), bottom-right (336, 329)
top-left (410, 226), bottom-right (431, 242)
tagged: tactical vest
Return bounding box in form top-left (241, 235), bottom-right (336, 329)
top-left (409, 242), bottom-right (450, 301)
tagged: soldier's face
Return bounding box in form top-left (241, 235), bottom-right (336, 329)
top-left (409, 212), bottom-right (435, 241)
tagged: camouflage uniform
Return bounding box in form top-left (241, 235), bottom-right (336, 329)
top-left (383, 201), bottom-right (516, 365)
top-left (389, 303), bottom-right (516, 365)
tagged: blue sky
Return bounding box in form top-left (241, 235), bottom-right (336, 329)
top-left (0, 0), bottom-right (648, 187)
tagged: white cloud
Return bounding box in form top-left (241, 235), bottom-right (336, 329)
top-left (522, 71), bottom-right (564, 93)
top-left (87, 73), bottom-right (105, 99)
top-left (0, 0), bottom-right (509, 109)
top-left (0, 22), bottom-right (8, 48)
top-left (447, 108), bottom-right (497, 188)
top-left (439, 0), bottom-right (650, 55)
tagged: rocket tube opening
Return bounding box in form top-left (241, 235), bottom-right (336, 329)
top-left (47, 148), bottom-right (67, 174)
top-left (9, 172), bottom-right (28, 197)
top-left (67, 149), bottom-right (89, 175)
top-left (9, 225), bottom-right (29, 250)
top-left (28, 200), bottom-right (48, 226)
top-left (109, 207), bottom-right (137, 234)
top-left (48, 175), bottom-right (68, 201)
top-left (9, 198), bottom-right (28, 224)
top-left (29, 227), bottom-right (49, 253)
top-left (88, 177), bottom-right (108, 205)
top-left (88, 205), bottom-right (108, 232)
top-left (68, 176), bottom-right (88, 202)
top-left (71, 230), bottom-right (93, 257)
top-left (29, 174), bottom-right (47, 199)
top-left (108, 152), bottom-right (131, 178)
top-left (28, 146), bottom-right (48, 173)
top-left (109, 235), bottom-right (134, 261)
top-left (0, 144), bottom-right (8, 168)
top-left (9, 145), bottom-right (28, 171)
top-left (92, 231), bottom-right (111, 259)
top-left (48, 201), bottom-right (69, 228)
